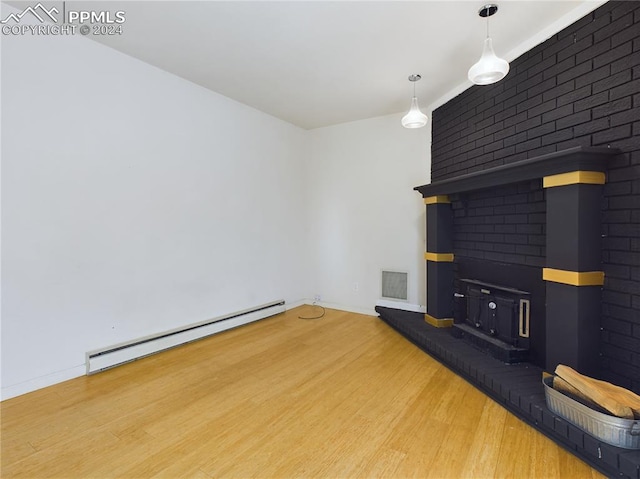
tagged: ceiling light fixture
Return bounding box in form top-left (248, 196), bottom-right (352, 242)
top-left (401, 74), bottom-right (428, 129)
top-left (468, 4), bottom-right (509, 85)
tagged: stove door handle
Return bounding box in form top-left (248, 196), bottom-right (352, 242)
top-left (519, 299), bottom-right (530, 338)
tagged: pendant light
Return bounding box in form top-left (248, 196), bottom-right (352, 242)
top-left (401, 74), bottom-right (428, 129)
top-left (468, 4), bottom-right (509, 85)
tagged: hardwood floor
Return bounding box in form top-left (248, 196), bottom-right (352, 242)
top-left (1, 306), bottom-right (604, 478)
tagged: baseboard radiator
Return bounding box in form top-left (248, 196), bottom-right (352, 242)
top-left (86, 300), bottom-right (286, 374)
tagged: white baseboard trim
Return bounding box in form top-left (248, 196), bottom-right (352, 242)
top-left (301, 299), bottom-right (377, 317)
top-left (295, 298), bottom-right (425, 317)
top-left (1, 364), bottom-right (85, 402)
top-left (375, 299), bottom-right (426, 313)
top-left (284, 299), bottom-right (307, 310)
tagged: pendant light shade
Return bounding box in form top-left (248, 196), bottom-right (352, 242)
top-left (402, 75), bottom-right (428, 129)
top-left (402, 96), bottom-right (428, 128)
top-left (468, 37), bottom-right (510, 85)
top-left (468, 4), bottom-right (509, 85)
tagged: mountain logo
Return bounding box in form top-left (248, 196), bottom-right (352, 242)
top-left (1, 3), bottom-right (59, 24)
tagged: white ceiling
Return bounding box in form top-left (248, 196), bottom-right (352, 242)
top-left (32, 1), bottom-right (608, 129)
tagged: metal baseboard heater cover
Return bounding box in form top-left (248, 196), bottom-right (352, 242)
top-left (86, 300), bottom-right (285, 374)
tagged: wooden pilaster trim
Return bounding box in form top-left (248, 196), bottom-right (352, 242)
top-left (425, 314), bottom-right (453, 328)
top-left (543, 171), bottom-right (606, 188)
top-left (424, 195), bottom-right (450, 205)
top-left (424, 252), bottom-right (454, 262)
top-left (542, 268), bottom-right (605, 286)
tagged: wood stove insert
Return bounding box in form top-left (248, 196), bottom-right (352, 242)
top-left (453, 278), bottom-right (530, 364)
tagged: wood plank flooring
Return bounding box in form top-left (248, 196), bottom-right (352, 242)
top-left (1, 306), bottom-right (604, 478)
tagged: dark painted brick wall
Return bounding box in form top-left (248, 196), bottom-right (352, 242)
top-left (431, 1), bottom-right (640, 391)
top-left (451, 180), bottom-right (546, 267)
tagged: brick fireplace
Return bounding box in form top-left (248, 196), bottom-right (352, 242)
top-left (415, 146), bottom-right (619, 376)
top-left (426, 0), bottom-right (640, 392)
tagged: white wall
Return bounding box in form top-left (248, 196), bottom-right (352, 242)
top-left (1, 20), bottom-right (309, 399)
top-left (307, 115), bottom-right (430, 315)
top-left (1, 6), bottom-right (432, 400)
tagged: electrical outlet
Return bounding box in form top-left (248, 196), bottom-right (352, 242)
top-left (353, 282), bottom-right (359, 292)
top-left (314, 294), bottom-right (321, 302)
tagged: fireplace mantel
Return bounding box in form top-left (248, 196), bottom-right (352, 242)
top-left (414, 146), bottom-right (619, 197)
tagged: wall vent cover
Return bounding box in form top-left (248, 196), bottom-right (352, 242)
top-left (381, 270), bottom-right (408, 301)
